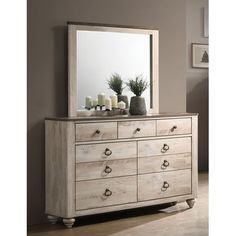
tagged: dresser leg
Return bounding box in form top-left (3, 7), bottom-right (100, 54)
top-left (47, 215), bottom-right (59, 224)
top-left (186, 199), bottom-right (196, 208)
top-left (63, 218), bottom-right (75, 228)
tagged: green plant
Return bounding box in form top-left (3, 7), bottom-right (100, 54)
top-left (107, 73), bottom-right (125, 95)
top-left (126, 75), bottom-right (148, 96)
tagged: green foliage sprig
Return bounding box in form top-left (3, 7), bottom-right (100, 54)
top-left (126, 75), bottom-right (148, 96)
top-left (107, 73), bottom-right (125, 95)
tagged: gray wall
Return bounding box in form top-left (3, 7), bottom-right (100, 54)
top-left (28, 0), bottom-right (187, 225)
top-left (186, 0), bottom-right (208, 171)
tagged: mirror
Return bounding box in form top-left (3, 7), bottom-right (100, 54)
top-left (68, 23), bottom-right (159, 116)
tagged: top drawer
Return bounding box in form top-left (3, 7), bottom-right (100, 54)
top-left (156, 118), bottom-right (191, 136)
top-left (76, 122), bottom-right (117, 141)
top-left (118, 120), bottom-right (156, 139)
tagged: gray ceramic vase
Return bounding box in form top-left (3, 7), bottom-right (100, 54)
top-left (117, 95), bottom-right (129, 108)
top-left (129, 96), bottom-right (147, 115)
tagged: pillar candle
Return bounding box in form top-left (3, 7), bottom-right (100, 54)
top-left (110, 94), bottom-right (118, 108)
top-left (97, 93), bottom-right (105, 106)
top-left (85, 96), bottom-right (92, 109)
top-left (93, 98), bottom-right (98, 107)
top-left (105, 97), bottom-right (112, 111)
top-left (117, 101), bottom-right (126, 109)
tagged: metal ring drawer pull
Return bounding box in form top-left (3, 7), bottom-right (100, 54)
top-left (104, 188), bottom-right (112, 197)
top-left (104, 165), bottom-right (112, 174)
top-left (163, 181), bottom-right (170, 189)
top-left (104, 148), bottom-right (112, 156)
top-left (162, 160), bottom-right (170, 168)
top-left (170, 125), bottom-right (177, 132)
top-left (95, 129), bottom-right (101, 134)
top-left (162, 144), bottom-right (169, 153)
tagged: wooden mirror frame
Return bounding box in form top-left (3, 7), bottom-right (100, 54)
top-left (68, 22), bottom-right (159, 117)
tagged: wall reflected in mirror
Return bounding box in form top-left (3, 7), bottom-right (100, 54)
top-left (77, 30), bottom-right (151, 110)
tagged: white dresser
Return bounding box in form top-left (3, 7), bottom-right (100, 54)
top-left (45, 113), bottom-right (198, 228)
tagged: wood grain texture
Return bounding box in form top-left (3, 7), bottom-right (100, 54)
top-left (76, 122), bottom-right (117, 141)
top-left (138, 169), bottom-right (191, 201)
top-left (156, 118), bottom-right (191, 136)
top-left (76, 158), bottom-right (136, 181)
top-left (138, 153), bottom-right (191, 174)
top-left (76, 141), bottom-right (137, 163)
top-left (45, 120), bottom-right (75, 218)
top-left (118, 120), bottom-right (156, 139)
top-left (138, 137), bottom-right (191, 157)
top-left (76, 176), bottom-right (137, 210)
top-left (191, 115), bottom-right (198, 198)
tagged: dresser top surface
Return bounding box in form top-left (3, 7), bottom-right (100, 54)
top-left (45, 112), bottom-right (198, 121)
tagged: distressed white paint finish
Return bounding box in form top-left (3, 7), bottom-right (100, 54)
top-left (118, 120), bottom-right (156, 139)
top-left (138, 137), bottom-right (191, 157)
top-left (76, 158), bottom-right (136, 181)
top-left (138, 153), bottom-right (191, 174)
top-left (76, 176), bottom-right (137, 210)
top-left (76, 141), bottom-right (136, 163)
top-left (138, 169), bottom-right (192, 201)
top-left (156, 118), bottom-right (191, 136)
top-left (75, 122), bottom-right (117, 141)
top-left (45, 121), bottom-right (75, 218)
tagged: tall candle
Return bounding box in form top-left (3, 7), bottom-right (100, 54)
top-left (85, 96), bottom-right (92, 109)
top-left (117, 101), bottom-right (126, 109)
top-left (97, 93), bottom-right (105, 106)
top-left (110, 94), bottom-right (118, 108)
top-left (93, 98), bottom-right (98, 107)
top-left (105, 97), bottom-right (112, 111)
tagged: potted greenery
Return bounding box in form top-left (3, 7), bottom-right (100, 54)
top-left (126, 75), bottom-right (148, 115)
top-left (107, 73), bottom-right (129, 108)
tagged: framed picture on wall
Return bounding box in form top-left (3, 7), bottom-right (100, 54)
top-left (192, 43), bottom-right (209, 68)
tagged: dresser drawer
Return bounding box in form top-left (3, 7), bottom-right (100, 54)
top-left (76, 176), bottom-right (137, 210)
top-left (138, 169), bottom-right (191, 201)
top-left (138, 137), bottom-right (191, 157)
top-left (76, 158), bottom-right (136, 181)
top-left (138, 153), bottom-right (191, 174)
top-left (76, 141), bottom-right (136, 163)
top-left (75, 122), bottom-right (117, 141)
top-left (118, 120), bottom-right (156, 139)
top-left (156, 118), bottom-right (191, 136)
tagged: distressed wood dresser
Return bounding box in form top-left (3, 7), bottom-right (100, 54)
top-left (45, 113), bottom-right (198, 228)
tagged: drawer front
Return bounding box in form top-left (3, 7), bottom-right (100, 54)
top-left (75, 122), bottom-right (117, 141)
top-left (118, 120), bottom-right (156, 139)
top-left (138, 137), bottom-right (191, 157)
top-left (138, 153), bottom-right (191, 174)
top-left (156, 118), bottom-right (191, 136)
top-left (76, 158), bottom-right (136, 181)
top-left (76, 176), bottom-right (137, 210)
top-left (138, 169), bottom-right (191, 201)
top-left (76, 141), bottom-right (136, 163)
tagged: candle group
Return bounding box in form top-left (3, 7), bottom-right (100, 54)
top-left (85, 94), bottom-right (124, 110)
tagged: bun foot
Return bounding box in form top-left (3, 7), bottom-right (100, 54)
top-left (47, 215), bottom-right (58, 224)
top-left (186, 199), bottom-right (196, 208)
top-left (63, 218), bottom-right (75, 228)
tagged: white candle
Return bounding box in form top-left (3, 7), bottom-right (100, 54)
top-left (97, 93), bottom-right (105, 106)
top-left (110, 94), bottom-right (118, 108)
top-left (85, 96), bottom-right (92, 109)
top-left (105, 97), bottom-right (112, 111)
top-left (117, 101), bottom-right (126, 109)
top-left (93, 98), bottom-right (98, 107)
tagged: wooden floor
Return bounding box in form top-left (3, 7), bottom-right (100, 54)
top-left (28, 172), bottom-right (208, 236)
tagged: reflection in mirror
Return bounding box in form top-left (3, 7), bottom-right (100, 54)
top-left (77, 31), bottom-right (151, 110)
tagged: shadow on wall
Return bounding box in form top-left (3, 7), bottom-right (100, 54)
top-left (187, 76), bottom-right (208, 171)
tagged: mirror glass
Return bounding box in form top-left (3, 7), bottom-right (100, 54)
top-left (76, 30), bottom-right (151, 110)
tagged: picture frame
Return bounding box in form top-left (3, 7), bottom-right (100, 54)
top-left (192, 43), bottom-right (209, 68)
